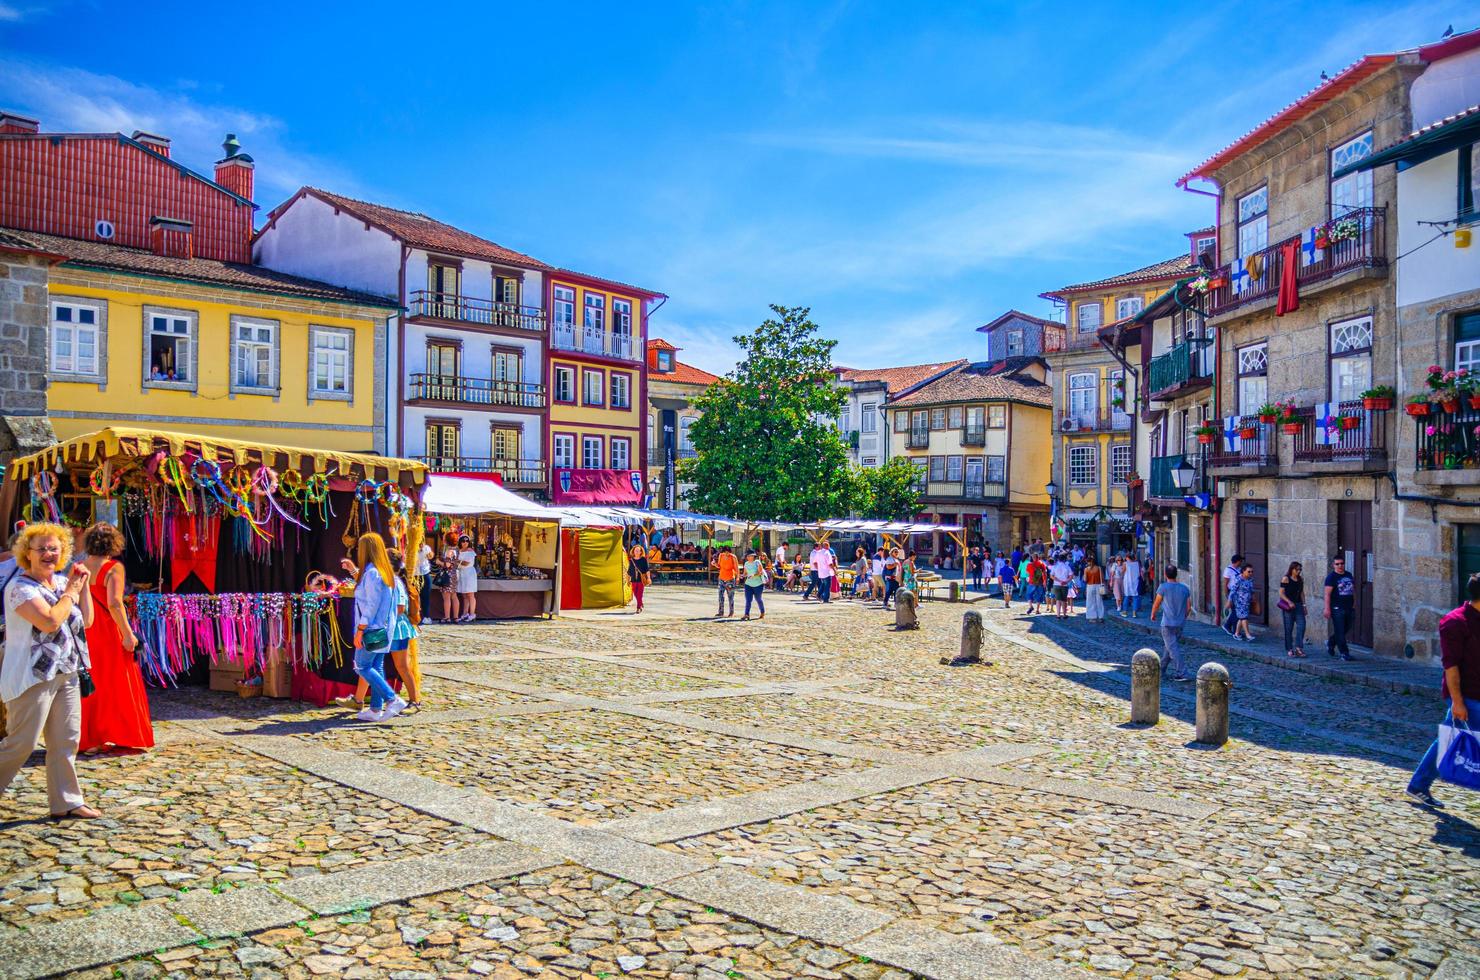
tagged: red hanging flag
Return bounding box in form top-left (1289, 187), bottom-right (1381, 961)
top-left (1276, 240), bottom-right (1301, 316)
top-left (170, 515), bottom-right (220, 593)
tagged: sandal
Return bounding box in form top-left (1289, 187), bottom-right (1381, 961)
top-left (52, 805), bottom-right (102, 821)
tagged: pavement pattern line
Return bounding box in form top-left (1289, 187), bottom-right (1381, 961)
top-left (980, 618), bottom-right (1418, 763)
top-left (171, 712), bottom-right (1084, 980)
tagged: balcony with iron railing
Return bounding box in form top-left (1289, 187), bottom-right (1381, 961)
top-left (1148, 453), bottom-right (1207, 500)
top-left (1290, 400), bottom-right (1388, 470)
top-left (962, 479), bottom-right (1008, 502)
top-left (907, 429), bottom-right (931, 449)
top-left (647, 446), bottom-right (698, 466)
top-left (1206, 417), bottom-right (1278, 473)
top-left (1146, 338), bottom-right (1214, 400)
top-left (407, 290), bottom-right (544, 331)
top-left (550, 321), bottom-right (639, 361)
top-left (408, 374), bottom-right (545, 408)
top-left (1414, 400), bottom-right (1480, 482)
top-left (416, 457), bottom-right (546, 485)
top-left (961, 424), bottom-right (986, 446)
top-left (1208, 206), bottom-right (1387, 317)
top-left (1059, 410), bottom-right (1133, 433)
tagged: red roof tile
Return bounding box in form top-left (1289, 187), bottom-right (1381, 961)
top-left (836, 359), bottom-right (967, 392)
top-left (295, 188), bottom-right (551, 270)
top-left (888, 361), bottom-right (1051, 408)
top-left (1042, 255), bottom-right (1196, 298)
top-left (646, 338), bottom-right (720, 385)
top-left (8, 226), bottom-right (398, 307)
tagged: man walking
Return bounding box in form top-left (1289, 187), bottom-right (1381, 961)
top-left (773, 542), bottom-right (789, 592)
top-left (1122, 552), bottom-right (1143, 618)
top-left (1050, 552), bottom-right (1074, 619)
top-left (1324, 555), bottom-right (1357, 661)
top-left (810, 541), bottom-right (837, 604)
top-left (712, 546), bottom-right (738, 618)
top-left (1150, 564), bottom-right (1193, 681)
top-left (1407, 573), bottom-right (1480, 807)
top-left (1221, 553), bottom-right (1244, 634)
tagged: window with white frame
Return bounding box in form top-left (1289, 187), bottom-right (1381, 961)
top-left (967, 406), bottom-right (985, 431)
top-left (583, 369), bottom-right (604, 406)
top-left (50, 300), bottom-right (101, 378)
top-left (553, 286), bottom-right (576, 328)
top-left (1069, 445), bottom-right (1097, 485)
top-left (948, 406), bottom-right (964, 428)
top-left (894, 410), bottom-right (909, 433)
top-left (612, 298), bottom-right (632, 338)
top-left (144, 308), bottom-right (195, 386)
top-left (1110, 443), bottom-right (1132, 484)
top-left (1076, 301), bottom-right (1102, 333)
top-left (581, 435), bottom-right (603, 469)
top-left (309, 326), bottom-right (351, 398)
top-left (930, 408), bottom-right (947, 429)
top-left (231, 316), bottom-right (278, 393)
top-left (1194, 235), bottom-right (1216, 258)
top-left (680, 415), bottom-right (696, 450)
top-left (1006, 328), bottom-right (1024, 356)
top-left (1329, 316), bottom-right (1373, 403)
top-left (1237, 342), bottom-right (1268, 416)
top-left (911, 459), bottom-right (927, 490)
top-left (1330, 130), bottom-right (1374, 219)
top-left (946, 455), bottom-right (963, 482)
top-left (1115, 296), bottom-right (1143, 320)
top-left (1068, 372), bottom-right (1097, 426)
top-left (1110, 369), bottom-right (1130, 424)
top-left (609, 437), bottom-right (630, 470)
top-left (986, 455), bottom-right (1006, 483)
top-left (553, 434), bottom-right (575, 469)
top-left (554, 366), bottom-right (575, 402)
top-left (1237, 186), bottom-right (1268, 257)
top-left (929, 456), bottom-right (946, 482)
top-left (987, 404), bottom-right (1006, 428)
top-left (609, 371), bottom-right (631, 408)
top-left (861, 402), bottom-right (878, 432)
top-left (583, 293), bottom-right (605, 331)
top-left (1456, 312), bottom-right (1480, 375)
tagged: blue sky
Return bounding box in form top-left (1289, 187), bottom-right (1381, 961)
top-left (2, 1), bottom-right (1473, 374)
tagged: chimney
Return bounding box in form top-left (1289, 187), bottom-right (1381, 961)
top-left (149, 216), bottom-right (194, 259)
top-left (0, 112), bottom-right (39, 135)
top-left (131, 129), bottom-right (171, 157)
top-left (214, 133), bottom-right (254, 202)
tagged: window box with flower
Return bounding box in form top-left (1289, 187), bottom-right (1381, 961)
top-left (1406, 394), bottom-right (1431, 417)
top-left (1255, 402), bottom-right (1280, 424)
top-left (1193, 422), bottom-right (1219, 445)
top-left (1360, 385), bottom-right (1394, 411)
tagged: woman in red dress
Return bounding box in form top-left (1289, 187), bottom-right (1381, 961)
top-left (78, 523), bottom-right (153, 753)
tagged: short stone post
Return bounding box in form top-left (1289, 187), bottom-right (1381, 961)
top-left (1130, 648), bottom-right (1161, 725)
top-left (1195, 662), bottom-right (1232, 746)
top-left (894, 589), bottom-right (919, 630)
top-left (941, 611), bottom-right (984, 665)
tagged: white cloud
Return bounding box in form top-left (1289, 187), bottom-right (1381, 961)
top-left (0, 58), bottom-right (360, 204)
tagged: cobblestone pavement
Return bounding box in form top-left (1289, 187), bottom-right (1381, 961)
top-left (1, 584), bottom-right (1477, 980)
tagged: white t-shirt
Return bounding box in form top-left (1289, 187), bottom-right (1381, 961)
top-left (416, 543), bottom-right (433, 576)
top-left (775, 545), bottom-right (788, 565)
top-left (810, 548), bottom-right (836, 578)
top-left (1223, 563), bottom-right (1240, 592)
top-left (1050, 561), bottom-right (1073, 586)
top-left (870, 557), bottom-right (885, 576)
top-left (1123, 560), bottom-right (1142, 595)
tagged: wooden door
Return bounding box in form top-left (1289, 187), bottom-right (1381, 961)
top-left (1337, 500), bottom-right (1374, 646)
top-left (1236, 501), bottom-right (1269, 626)
top-left (1198, 519), bottom-right (1212, 614)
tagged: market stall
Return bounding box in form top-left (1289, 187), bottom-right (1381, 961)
top-left (420, 475), bottom-right (562, 619)
top-left (0, 427), bottom-right (428, 705)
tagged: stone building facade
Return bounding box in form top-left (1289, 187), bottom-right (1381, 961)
top-left (0, 232), bottom-right (59, 468)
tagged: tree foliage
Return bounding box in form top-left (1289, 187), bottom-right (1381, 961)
top-left (858, 456), bottom-right (922, 520)
top-left (680, 305), bottom-right (865, 522)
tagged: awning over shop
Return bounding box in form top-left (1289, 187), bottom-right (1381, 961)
top-left (422, 474), bottom-right (561, 519)
top-left (1333, 103), bottom-right (1480, 177)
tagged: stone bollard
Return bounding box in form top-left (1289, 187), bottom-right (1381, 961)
top-left (894, 589), bottom-right (919, 630)
top-left (941, 611), bottom-right (985, 666)
top-left (1130, 648), bottom-right (1161, 725)
top-left (1195, 662), bottom-right (1232, 746)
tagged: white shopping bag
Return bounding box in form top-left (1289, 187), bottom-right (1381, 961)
top-left (1438, 722), bottom-right (1464, 758)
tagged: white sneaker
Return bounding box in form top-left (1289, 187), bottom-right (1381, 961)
top-left (355, 707), bottom-right (384, 722)
top-left (381, 698), bottom-right (409, 720)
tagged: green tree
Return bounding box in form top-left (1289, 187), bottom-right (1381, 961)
top-left (680, 305), bottom-right (864, 521)
top-left (858, 456), bottom-right (922, 520)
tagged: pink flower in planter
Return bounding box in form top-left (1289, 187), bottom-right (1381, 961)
top-left (1426, 425), bottom-right (1438, 436)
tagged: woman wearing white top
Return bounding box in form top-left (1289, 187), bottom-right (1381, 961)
top-left (455, 535), bottom-right (478, 623)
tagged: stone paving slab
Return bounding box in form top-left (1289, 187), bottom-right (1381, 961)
top-left (0, 902), bottom-right (198, 980)
top-left (851, 920), bottom-right (1084, 980)
top-left (660, 865), bottom-right (898, 943)
top-left (171, 882), bottom-right (306, 938)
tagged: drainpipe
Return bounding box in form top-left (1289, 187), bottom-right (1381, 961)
top-left (1182, 174), bottom-right (1223, 621)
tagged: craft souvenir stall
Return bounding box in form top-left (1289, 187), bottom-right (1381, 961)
top-left (0, 427), bottom-right (428, 705)
top-left (420, 475), bottom-right (563, 619)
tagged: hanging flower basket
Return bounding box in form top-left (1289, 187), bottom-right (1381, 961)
top-left (1328, 217), bottom-right (1361, 243)
top-left (1406, 399), bottom-right (1431, 417)
top-left (1239, 426), bottom-right (1258, 439)
top-left (1362, 397), bottom-right (1392, 410)
top-left (1441, 399), bottom-right (1459, 413)
top-left (1469, 395), bottom-right (1480, 410)
top-left (1339, 415), bottom-right (1362, 430)
top-left (1197, 433), bottom-right (1215, 444)
top-left (1258, 414), bottom-right (1277, 424)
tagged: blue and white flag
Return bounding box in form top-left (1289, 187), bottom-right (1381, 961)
top-left (1301, 226), bottom-right (1324, 266)
top-left (1314, 402), bottom-right (1336, 445)
top-left (1229, 259), bottom-right (1250, 293)
top-left (1222, 416), bottom-right (1242, 452)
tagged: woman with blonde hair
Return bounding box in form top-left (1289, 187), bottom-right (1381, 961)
top-left (78, 523), bottom-right (153, 753)
top-left (628, 543), bottom-right (651, 613)
top-left (351, 533), bottom-right (405, 722)
top-left (0, 522), bottom-right (99, 819)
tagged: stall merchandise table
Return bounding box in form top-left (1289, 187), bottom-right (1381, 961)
top-left (431, 579), bottom-right (553, 619)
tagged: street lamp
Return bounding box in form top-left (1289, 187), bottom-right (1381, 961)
top-left (1045, 479), bottom-right (1058, 499)
top-left (1170, 457), bottom-right (1197, 491)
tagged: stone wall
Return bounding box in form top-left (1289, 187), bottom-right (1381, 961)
top-left (0, 251), bottom-right (56, 468)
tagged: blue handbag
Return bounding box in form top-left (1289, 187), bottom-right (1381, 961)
top-left (1438, 722), bottom-right (1480, 790)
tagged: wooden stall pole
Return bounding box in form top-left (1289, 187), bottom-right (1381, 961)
top-left (946, 529), bottom-right (968, 596)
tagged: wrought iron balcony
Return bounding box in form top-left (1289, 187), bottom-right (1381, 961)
top-left (647, 446), bottom-right (698, 466)
top-left (1148, 453), bottom-right (1206, 499)
top-left (1059, 411), bottom-right (1132, 433)
top-left (416, 457), bottom-right (546, 485)
top-left (1415, 400), bottom-right (1480, 472)
top-left (907, 429), bottom-right (931, 449)
top-left (963, 479), bottom-right (1007, 502)
top-left (550, 322), bottom-right (639, 361)
top-left (409, 374), bottom-right (545, 408)
top-left (1291, 400), bottom-right (1388, 467)
top-left (408, 290), bottom-right (544, 331)
top-left (1206, 417), bottom-right (1278, 471)
top-left (1146, 339), bottom-right (1213, 400)
top-left (1208, 206), bottom-right (1387, 316)
top-left (961, 424), bottom-right (987, 446)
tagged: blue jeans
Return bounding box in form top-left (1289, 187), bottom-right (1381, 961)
top-left (1160, 625), bottom-right (1186, 678)
top-left (1328, 607), bottom-right (1352, 656)
top-left (802, 571), bottom-right (820, 599)
top-left (1282, 606), bottom-right (1307, 651)
top-left (743, 584), bottom-right (765, 617)
top-left (1408, 698), bottom-right (1480, 794)
top-left (1125, 593), bottom-right (1141, 617)
top-left (354, 646), bottom-right (398, 710)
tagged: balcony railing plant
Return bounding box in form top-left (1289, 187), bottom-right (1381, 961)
top-left (1414, 399), bottom-right (1480, 471)
top-left (550, 322), bottom-right (638, 361)
top-left (1206, 417), bottom-right (1277, 469)
top-left (417, 457), bottom-right (546, 484)
top-left (1147, 338), bottom-right (1213, 398)
top-left (1208, 206), bottom-right (1386, 315)
top-left (961, 424), bottom-right (986, 446)
top-left (1290, 400), bottom-right (1388, 464)
top-left (409, 374), bottom-right (545, 408)
top-left (408, 290), bottom-right (543, 331)
top-left (1060, 411), bottom-right (1133, 433)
